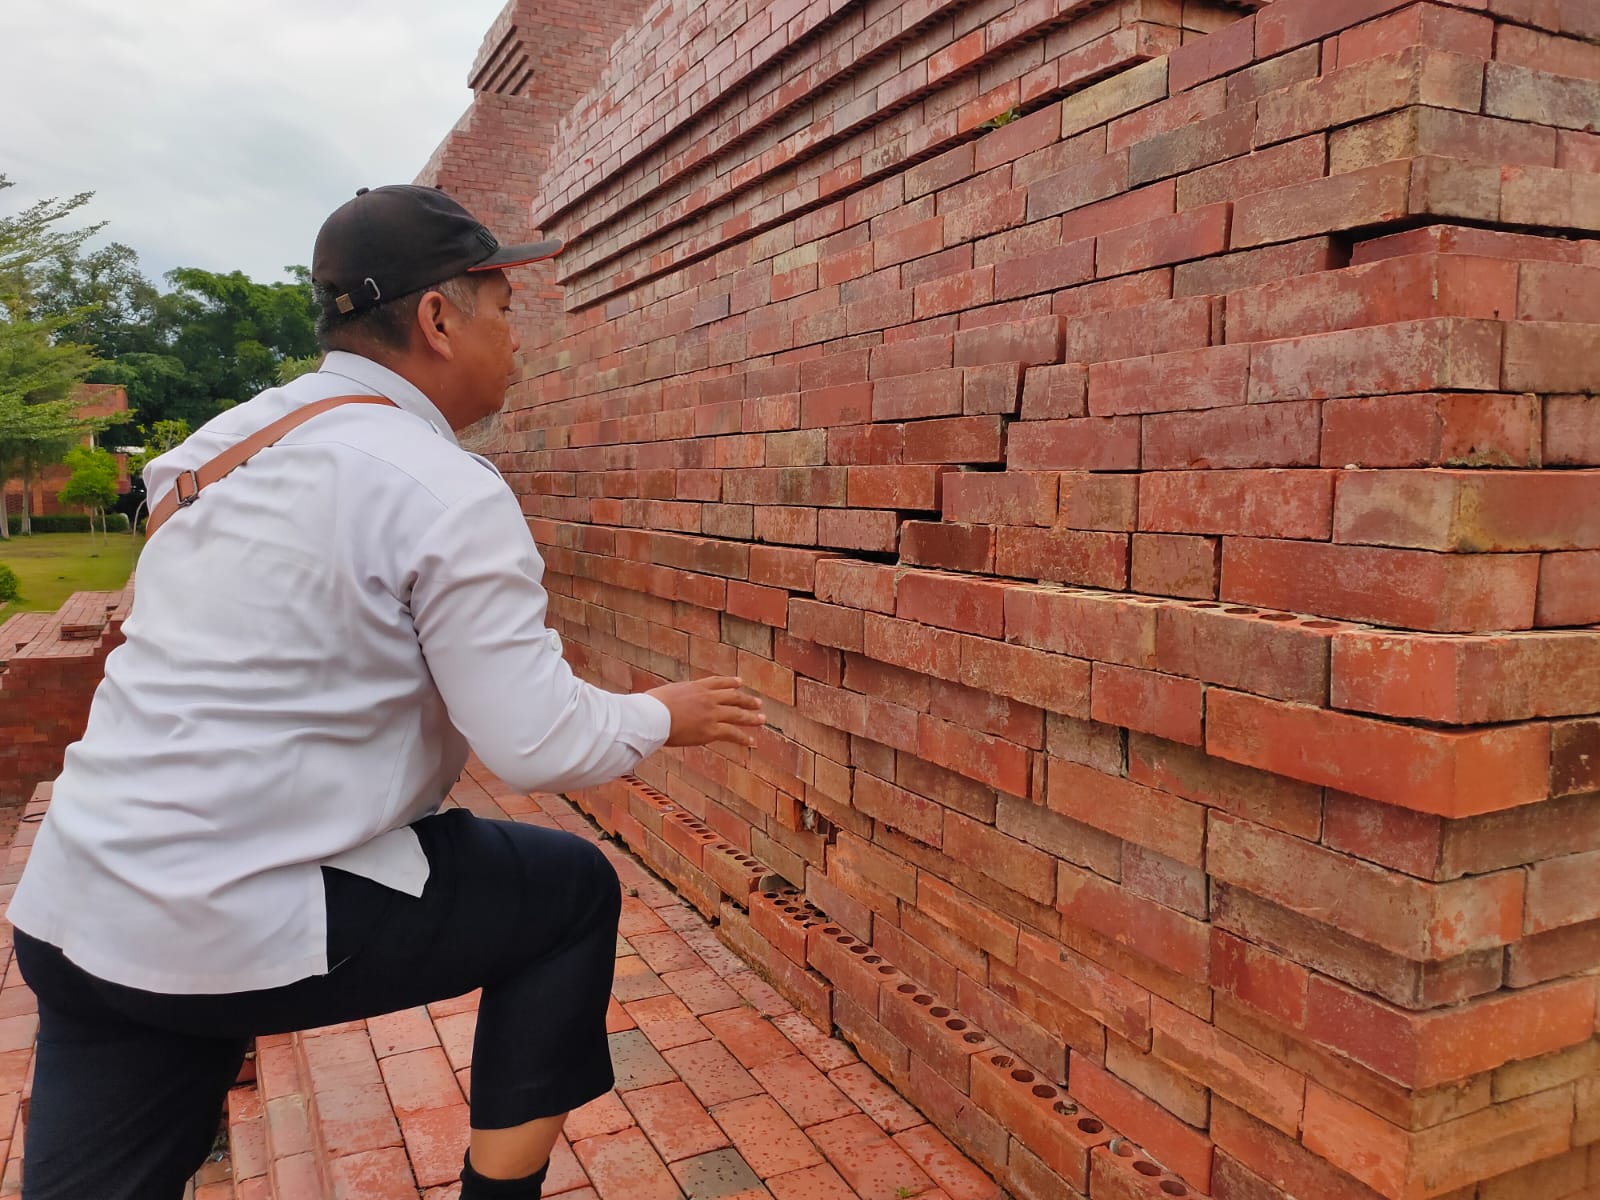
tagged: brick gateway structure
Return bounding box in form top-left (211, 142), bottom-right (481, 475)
top-left (419, 1), bottom-right (1600, 1197)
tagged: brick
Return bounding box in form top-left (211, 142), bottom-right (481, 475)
top-left (1552, 719), bottom-right (1600, 797)
top-left (1169, 13), bottom-right (1254, 93)
top-left (1496, 22), bottom-right (1600, 82)
top-left (1049, 756), bottom-right (1206, 865)
top-left (1178, 135), bottom-right (1326, 215)
top-left (1306, 1082), bottom-right (1574, 1200)
top-left (1141, 401), bottom-right (1323, 471)
top-left (903, 416), bottom-right (1006, 464)
top-left (1506, 322), bottom-right (1600, 394)
top-left (1539, 551), bottom-right (1600, 626)
top-left (1105, 1033), bottom-right (1210, 1127)
top-left (923, 716), bottom-right (1032, 802)
top-left (993, 237), bottom-right (1097, 300)
top-left (1061, 189), bottom-right (1182, 260)
top-left (1352, 221), bottom-right (1583, 267)
top-left (1334, 3), bottom-right (1494, 66)
top-left (1068, 1054), bottom-right (1213, 1190)
top-left (963, 362), bottom-right (1022, 416)
top-left (1256, 0), bottom-right (1431, 58)
top-left (1008, 417), bottom-right (1142, 471)
top-left (1020, 363), bottom-right (1088, 419)
top-left (1486, 60), bottom-right (1600, 132)
top-left (1173, 237), bottom-right (1338, 297)
top-left (1065, 296), bottom-right (1214, 365)
top-left (1527, 848), bottom-right (1600, 933)
top-left (1140, 470), bottom-right (1333, 540)
top-left (1060, 57), bottom-right (1169, 139)
top-left (1210, 930), bottom-right (1311, 1031)
top-left (1088, 664), bottom-right (1204, 748)
top-left (1331, 107), bottom-right (1557, 176)
top-left (1212, 1100), bottom-right (1396, 1200)
top-left (1500, 165), bottom-right (1600, 234)
top-left (1058, 472), bottom-right (1137, 532)
top-left (1521, 263), bottom-right (1600, 326)
top-left (1231, 254), bottom-right (1518, 346)
top-left (958, 636), bottom-right (1093, 720)
top-left (871, 368), bottom-right (963, 421)
top-left (899, 521), bottom-right (994, 572)
top-left (845, 465), bottom-right (942, 510)
top-left (1209, 811), bottom-right (1525, 962)
top-left (1546, 396), bottom-right (1600, 466)
top-left (1158, 601), bottom-right (1331, 704)
top-left (1131, 533), bottom-right (1218, 600)
top-left (1206, 689), bottom-right (1551, 817)
top-left (1257, 47), bottom-right (1485, 147)
top-left (1321, 393), bottom-right (1542, 469)
top-left (1220, 537), bottom-right (1540, 632)
top-left (1057, 861), bottom-right (1210, 983)
top-left (1334, 469), bottom-right (1600, 552)
top-left (942, 471), bottom-right (1057, 525)
top-left (895, 571), bottom-right (1007, 638)
top-left (1251, 318), bottom-right (1502, 403)
top-left (1087, 344), bottom-right (1249, 417)
top-left (1128, 109), bottom-right (1256, 188)
top-left (1027, 151), bottom-right (1129, 222)
top-left (1151, 997), bottom-right (1305, 1135)
top-left (1306, 972), bottom-right (1598, 1088)
top-left (1232, 159), bottom-right (1413, 249)
top-left (953, 317), bottom-right (1063, 368)
top-left (994, 526), bottom-right (1129, 589)
top-left (1330, 627), bottom-right (1600, 723)
top-left (1006, 586), bottom-right (1158, 669)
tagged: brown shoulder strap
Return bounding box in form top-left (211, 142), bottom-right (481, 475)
top-left (144, 394), bottom-right (398, 538)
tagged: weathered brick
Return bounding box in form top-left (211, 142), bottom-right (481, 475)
top-left (1207, 689), bottom-right (1551, 816)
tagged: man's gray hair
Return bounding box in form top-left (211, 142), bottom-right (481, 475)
top-left (315, 274), bottom-right (480, 354)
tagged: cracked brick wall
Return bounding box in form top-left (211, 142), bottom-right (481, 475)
top-left (424, 0), bottom-right (1600, 1196)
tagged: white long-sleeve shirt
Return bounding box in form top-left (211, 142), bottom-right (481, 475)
top-left (7, 352), bottom-right (670, 994)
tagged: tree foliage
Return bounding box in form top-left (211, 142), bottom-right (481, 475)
top-left (0, 175), bottom-right (105, 538)
top-left (57, 445), bottom-right (120, 536)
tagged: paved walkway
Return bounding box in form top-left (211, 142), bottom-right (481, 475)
top-left (3, 764), bottom-right (1003, 1199)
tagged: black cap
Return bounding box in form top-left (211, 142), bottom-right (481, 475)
top-left (312, 184), bottom-right (561, 314)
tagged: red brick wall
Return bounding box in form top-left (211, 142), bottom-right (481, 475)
top-left (0, 591), bottom-right (130, 808)
top-left (415, 0), bottom-right (656, 357)
top-left (3, 384), bottom-right (132, 519)
top-left (432, 1), bottom-right (1600, 1196)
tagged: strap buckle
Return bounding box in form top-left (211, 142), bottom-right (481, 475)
top-left (174, 470), bottom-right (201, 507)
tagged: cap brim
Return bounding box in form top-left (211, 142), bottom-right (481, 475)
top-left (470, 238), bottom-right (563, 270)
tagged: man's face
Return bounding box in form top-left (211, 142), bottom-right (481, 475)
top-left (454, 271), bottom-right (519, 426)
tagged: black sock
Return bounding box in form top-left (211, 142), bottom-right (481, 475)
top-left (458, 1150), bottom-right (549, 1200)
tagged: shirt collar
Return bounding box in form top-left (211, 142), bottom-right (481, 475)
top-left (313, 351), bottom-right (460, 446)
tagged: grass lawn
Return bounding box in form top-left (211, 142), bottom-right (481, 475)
top-left (0, 531), bottom-right (142, 615)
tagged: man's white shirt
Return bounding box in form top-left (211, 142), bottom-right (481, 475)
top-left (7, 352), bottom-right (671, 994)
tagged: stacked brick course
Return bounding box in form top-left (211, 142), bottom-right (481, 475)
top-left (429, 0), bottom-right (1600, 1195)
top-left (0, 589), bottom-right (128, 808)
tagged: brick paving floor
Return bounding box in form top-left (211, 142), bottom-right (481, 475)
top-left (0, 764), bottom-right (1003, 1198)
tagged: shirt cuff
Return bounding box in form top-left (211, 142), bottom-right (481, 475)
top-left (618, 691), bottom-right (673, 757)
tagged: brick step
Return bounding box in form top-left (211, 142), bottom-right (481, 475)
top-left (247, 1032), bottom-right (339, 1200)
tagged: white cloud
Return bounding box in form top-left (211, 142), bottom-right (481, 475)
top-left (2, 0), bottom-right (509, 283)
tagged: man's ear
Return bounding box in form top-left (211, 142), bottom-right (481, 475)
top-left (415, 290), bottom-right (457, 360)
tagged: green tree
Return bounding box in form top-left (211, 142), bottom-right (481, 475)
top-left (0, 176), bottom-right (106, 538)
top-left (126, 417), bottom-right (190, 484)
top-left (158, 265), bottom-right (318, 421)
top-left (57, 445), bottom-right (120, 537)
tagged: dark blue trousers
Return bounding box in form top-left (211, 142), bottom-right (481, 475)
top-left (15, 809), bottom-right (622, 1200)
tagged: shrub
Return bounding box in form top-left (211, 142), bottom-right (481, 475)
top-left (0, 563), bottom-right (18, 604)
top-left (5, 513), bottom-right (131, 535)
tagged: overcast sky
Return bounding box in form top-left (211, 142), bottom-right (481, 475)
top-left (3, 0), bottom-right (510, 285)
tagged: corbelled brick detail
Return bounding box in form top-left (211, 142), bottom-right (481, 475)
top-left (419, 1), bottom-right (1600, 1197)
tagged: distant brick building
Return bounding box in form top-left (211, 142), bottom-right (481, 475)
top-left (4, 382), bottom-right (132, 520)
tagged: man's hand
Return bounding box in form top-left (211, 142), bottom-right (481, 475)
top-left (648, 676), bottom-right (766, 748)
